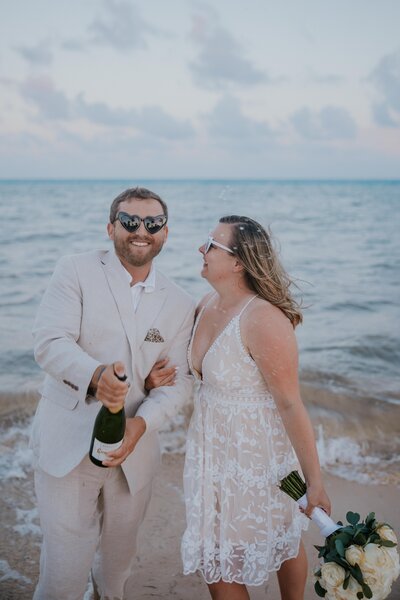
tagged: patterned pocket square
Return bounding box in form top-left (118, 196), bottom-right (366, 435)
top-left (144, 328), bottom-right (165, 343)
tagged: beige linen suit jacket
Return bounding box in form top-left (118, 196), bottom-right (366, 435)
top-left (30, 249), bottom-right (195, 495)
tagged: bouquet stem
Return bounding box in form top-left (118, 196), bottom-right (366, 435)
top-left (279, 471), bottom-right (340, 538)
top-left (297, 493), bottom-right (341, 537)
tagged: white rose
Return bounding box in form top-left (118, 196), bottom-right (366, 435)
top-left (345, 544), bottom-right (365, 567)
top-left (359, 559), bottom-right (394, 600)
top-left (363, 543), bottom-right (398, 576)
top-left (382, 546), bottom-right (400, 579)
top-left (363, 569), bottom-right (389, 600)
top-left (320, 562), bottom-right (346, 588)
top-left (324, 575), bottom-right (361, 600)
top-left (377, 525), bottom-right (398, 544)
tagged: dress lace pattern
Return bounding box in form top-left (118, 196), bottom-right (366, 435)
top-left (181, 297), bottom-right (308, 586)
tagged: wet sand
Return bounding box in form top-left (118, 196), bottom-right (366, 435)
top-left (1, 450), bottom-right (399, 599)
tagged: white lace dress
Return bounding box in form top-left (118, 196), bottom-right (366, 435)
top-left (181, 296), bottom-right (308, 586)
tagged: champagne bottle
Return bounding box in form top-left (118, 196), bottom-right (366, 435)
top-left (89, 369), bottom-right (127, 468)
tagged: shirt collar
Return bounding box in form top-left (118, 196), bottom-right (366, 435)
top-left (121, 260), bottom-right (156, 294)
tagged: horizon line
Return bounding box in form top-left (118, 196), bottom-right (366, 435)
top-left (1, 177), bottom-right (400, 183)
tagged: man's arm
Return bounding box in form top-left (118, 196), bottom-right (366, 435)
top-left (135, 299), bottom-right (195, 433)
top-left (32, 255), bottom-right (101, 402)
top-left (103, 297), bottom-right (195, 467)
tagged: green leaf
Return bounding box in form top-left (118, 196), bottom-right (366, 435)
top-left (365, 512), bottom-right (375, 524)
top-left (326, 551), bottom-right (338, 562)
top-left (347, 511), bottom-right (361, 525)
top-left (353, 533), bottom-right (367, 546)
top-left (331, 557), bottom-right (350, 571)
top-left (348, 563), bottom-right (365, 586)
top-left (363, 583), bottom-right (373, 599)
top-left (380, 540), bottom-right (396, 547)
top-left (315, 569), bottom-right (322, 577)
top-left (335, 539), bottom-right (345, 557)
top-left (340, 525), bottom-right (354, 534)
top-left (314, 580), bottom-right (327, 597)
top-left (335, 532), bottom-right (353, 546)
top-left (343, 572), bottom-right (351, 590)
top-left (357, 593), bottom-right (364, 599)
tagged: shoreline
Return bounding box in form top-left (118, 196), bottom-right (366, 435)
top-left (1, 453), bottom-right (399, 599)
top-left (1, 383), bottom-right (399, 485)
top-left (1, 386), bottom-right (399, 598)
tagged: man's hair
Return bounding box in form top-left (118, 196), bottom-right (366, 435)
top-left (109, 187), bottom-right (168, 223)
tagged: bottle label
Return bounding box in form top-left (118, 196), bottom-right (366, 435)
top-left (91, 438), bottom-right (123, 460)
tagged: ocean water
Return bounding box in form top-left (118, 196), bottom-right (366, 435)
top-left (0, 179), bottom-right (399, 484)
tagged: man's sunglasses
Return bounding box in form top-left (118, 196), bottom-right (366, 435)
top-left (204, 236), bottom-right (234, 254)
top-left (116, 212), bottom-right (168, 234)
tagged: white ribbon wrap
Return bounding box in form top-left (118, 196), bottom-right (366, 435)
top-left (298, 493), bottom-right (341, 538)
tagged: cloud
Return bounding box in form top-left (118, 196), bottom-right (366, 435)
top-left (189, 10), bottom-right (268, 89)
top-left (76, 94), bottom-right (194, 139)
top-left (369, 50), bottom-right (400, 127)
top-left (134, 106), bottom-right (194, 140)
top-left (204, 95), bottom-right (274, 146)
top-left (88, 0), bottom-right (159, 52)
top-left (75, 94), bottom-right (136, 127)
top-left (372, 102), bottom-right (398, 127)
top-left (291, 106), bottom-right (357, 140)
top-left (20, 77), bottom-right (70, 119)
top-left (19, 76), bottom-right (193, 140)
top-left (307, 71), bottom-right (345, 85)
top-left (61, 38), bottom-right (87, 52)
top-left (15, 40), bottom-right (53, 66)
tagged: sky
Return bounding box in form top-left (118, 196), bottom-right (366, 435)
top-left (1, 0), bottom-right (400, 179)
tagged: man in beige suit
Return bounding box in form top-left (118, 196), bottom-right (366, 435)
top-left (31, 187), bottom-right (195, 600)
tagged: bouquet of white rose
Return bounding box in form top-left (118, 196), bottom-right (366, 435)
top-left (279, 471), bottom-right (399, 600)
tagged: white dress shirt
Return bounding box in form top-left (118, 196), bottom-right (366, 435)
top-left (120, 260), bottom-right (156, 312)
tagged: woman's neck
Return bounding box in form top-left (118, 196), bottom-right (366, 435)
top-left (210, 280), bottom-right (254, 312)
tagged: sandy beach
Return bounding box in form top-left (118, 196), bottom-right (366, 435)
top-left (1, 430), bottom-right (399, 600)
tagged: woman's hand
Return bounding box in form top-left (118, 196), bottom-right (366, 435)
top-left (144, 358), bottom-right (177, 391)
top-left (303, 480), bottom-right (331, 518)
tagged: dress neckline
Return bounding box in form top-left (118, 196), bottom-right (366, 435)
top-left (189, 295), bottom-right (257, 380)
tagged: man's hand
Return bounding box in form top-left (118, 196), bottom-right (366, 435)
top-left (103, 416), bottom-right (147, 467)
top-left (94, 361), bottom-right (129, 412)
top-left (145, 358), bottom-right (177, 391)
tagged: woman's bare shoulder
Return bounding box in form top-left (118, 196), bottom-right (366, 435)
top-left (243, 297), bottom-right (293, 337)
top-left (195, 291), bottom-right (214, 317)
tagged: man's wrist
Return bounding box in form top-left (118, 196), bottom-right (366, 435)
top-left (88, 364), bottom-right (107, 397)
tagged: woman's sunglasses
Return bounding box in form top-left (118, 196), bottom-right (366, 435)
top-left (204, 236), bottom-right (234, 254)
top-left (116, 212), bottom-right (168, 234)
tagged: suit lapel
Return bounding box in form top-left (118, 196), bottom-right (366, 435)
top-left (135, 272), bottom-right (168, 349)
top-left (100, 250), bottom-right (136, 353)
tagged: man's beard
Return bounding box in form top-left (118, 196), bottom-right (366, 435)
top-left (113, 235), bottom-right (164, 267)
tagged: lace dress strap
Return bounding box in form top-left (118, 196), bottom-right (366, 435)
top-left (188, 294), bottom-right (217, 379)
top-left (237, 295), bottom-right (258, 318)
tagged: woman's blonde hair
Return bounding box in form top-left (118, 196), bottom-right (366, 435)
top-left (220, 215), bottom-right (303, 327)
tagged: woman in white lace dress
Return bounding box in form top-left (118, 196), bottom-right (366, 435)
top-left (180, 216), bottom-right (331, 600)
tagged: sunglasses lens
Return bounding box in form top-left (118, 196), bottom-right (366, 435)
top-left (118, 213), bottom-right (140, 232)
top-left (117, 213), bottom-right (166, 234)
top-left (144, 216), bottom-right (166, 234)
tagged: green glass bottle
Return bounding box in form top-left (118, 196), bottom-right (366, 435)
top-left (89, 372), bottom-right (127, 468)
